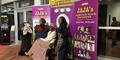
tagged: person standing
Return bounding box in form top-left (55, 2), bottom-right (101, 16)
top-left (55, 16), bottom-right (68, 60)
top-left (18, 22), bottom-right (33, 56)
top-left (110, 17), bottom-right (120, 47)
top-left (25, 24), bottom-right (56, 60)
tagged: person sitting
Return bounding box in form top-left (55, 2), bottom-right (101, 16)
top-left (25, 24), bottom-right (56, 60)
top-left (34, 18), bottom-right (49, 40)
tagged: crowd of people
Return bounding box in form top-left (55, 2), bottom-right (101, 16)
top-left (18, 16), bottom-right (69, 60)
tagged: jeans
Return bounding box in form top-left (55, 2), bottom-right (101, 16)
top-left (58, 48), bottom-right (66, 60)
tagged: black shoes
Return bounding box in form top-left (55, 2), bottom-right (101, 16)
top-left (18, 52), bottom-right (26, 56)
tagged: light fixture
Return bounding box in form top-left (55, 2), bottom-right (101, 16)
top-left (4, 10), bottom-right (7, 12)
top-left (8, 8), bottom-right (12, 11)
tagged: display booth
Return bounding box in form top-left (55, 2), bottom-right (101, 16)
top-left (0, 14), bottom-right (14, 44)
top-left (32, 0), bottom-right (98, 60)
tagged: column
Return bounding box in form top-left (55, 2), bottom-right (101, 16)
top-left (14, 2), bottom-right (19, 45)
top-left (23, 11), bottom-right (27, 22)
top-left (34, 0), bottom-right (43, 5)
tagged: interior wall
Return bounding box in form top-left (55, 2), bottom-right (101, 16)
top-left (107, 2), bottom-right (120, 25)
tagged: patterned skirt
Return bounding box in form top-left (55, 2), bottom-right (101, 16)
top-left (28, 39), bottom-right (50, 60)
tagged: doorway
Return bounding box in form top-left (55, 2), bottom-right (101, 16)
top-left (15, 7), bottom-right (32, 41)
top-left (98, 0), bottom-right (120, 59)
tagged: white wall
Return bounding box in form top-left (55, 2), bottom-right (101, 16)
top-left (1, 0), bottom-right (17, 4)
top-left (107, 2), bottom-right (120, 25)
top-left (34, 0), bottom-right (43, 5)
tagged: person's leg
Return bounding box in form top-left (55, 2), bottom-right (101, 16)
top-left (25, 40), bottom-right (39, 56)
top-left (25, 40), bottom-right (50, 60)
top-left (112, 31), bottom-right (117, 47)
top-left (25, 37), bottom-right (32, 52)
top-left (18, 38), bottom-right (26, 56)
top-left (112, 39), bottom-right (117, 47)
top-left (48, 49), bottom-right (56, 60)
top-left (58, 48), bottom-right (65, 60)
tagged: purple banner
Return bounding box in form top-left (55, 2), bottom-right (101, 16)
top-left (51, 6), bottom-right (76, 60)
top-left (32, 0), bottom-right (98, 59)
top-left (51, 6), bottom-right (76, 35)
top-left (32, 6), bottom-right (51, 28)
top-left (73, 0), bottom-right (98, 60)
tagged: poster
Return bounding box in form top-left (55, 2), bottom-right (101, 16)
top-left (51, 5), bottom-right (76, 59)
top-left (73, 0), bottom-right (98, 60)
top-left (32, 6), bottom-right (51, 29)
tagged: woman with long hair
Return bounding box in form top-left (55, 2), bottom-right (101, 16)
top-left (55, 16), bottom-right (68, 60)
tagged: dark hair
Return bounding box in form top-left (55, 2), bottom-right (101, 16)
top-left (20, 22), bottom-right (25, 28)
top-left (20, 22), bottom-right (31, 28)
top-left (40, 18), bottom-right (46, 24)
top-left (112, 17), bottom-right (116, 21)
top-left (40, 18), bottom-right (46, 29)
top-left (59, 16), bottom-right (67, 28)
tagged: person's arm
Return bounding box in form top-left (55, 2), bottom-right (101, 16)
top-left (40, 31), bottom-right (56, 43)
top-left (40, 31), bottom-right (50, 40)
top-left (23, 26), bottom-right (28, 35)
top-left (49, 31), bottom-right (56, 43)
top-left (111, 22), bottom-right (114, 26)
top-left (28, 27), bottom-right (33, 33)
top-left (40, 38), bottom-right (45, 40)
top-left (32, 30), bottom-right (36, 43)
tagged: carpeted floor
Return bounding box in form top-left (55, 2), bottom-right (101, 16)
top-left (0, 45), bottom-right (30, 60)
top-left (0, 45), bottom-right (6, 49)
top-left (0, 45), bottom-right (7, 54)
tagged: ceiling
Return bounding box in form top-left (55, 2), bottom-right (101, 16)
top-left (99, 0), bottom-right (120, 4)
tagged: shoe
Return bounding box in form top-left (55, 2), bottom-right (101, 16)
top-left (18, 52), bottom-right (26, 56)
top-left (25, 52), bottom-right (33, 56)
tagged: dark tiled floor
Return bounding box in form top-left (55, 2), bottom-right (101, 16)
top-left (106, 39), bottom-right (120, 58)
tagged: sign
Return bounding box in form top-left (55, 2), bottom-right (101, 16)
top-left (51, 6), bottom-right (75, 59)
top-left (73, 0), bottom-right (98, 60)
top-left (49, 0), bottom-right (75, 7)
top-left (32, 6), bottom-right (51, 29)
top-left (32, 0), bottom-right (98, 59)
